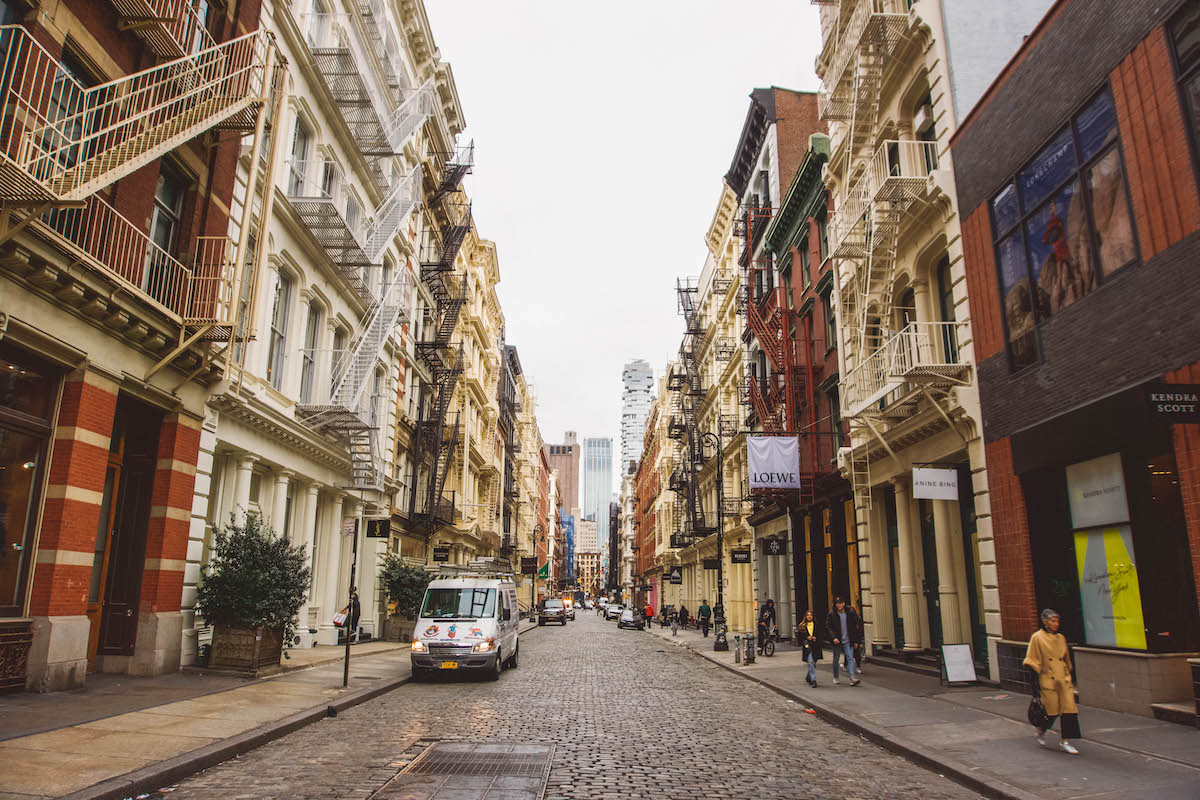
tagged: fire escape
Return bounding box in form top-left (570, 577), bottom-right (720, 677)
top-left (290, 14), bottom-right (434, 493)
top-left (737, 202), bottom-right (818, 508)
top-left (818, 0), bottom-right (969, 508)
top-left (664, 278), bottom-right (718, 549)
top-left (413, 143), bottom-right (475, 532)
top-left (0, 25), bottom-right (283, 375)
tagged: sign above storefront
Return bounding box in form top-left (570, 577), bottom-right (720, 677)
top-left (730, 548), bottom-right (751, 564)
top-left (520, 557), bottom-right (537, 574)
top-left (669, 566), bottom-right (683, 585)
top-left (702, 558), bottom-right (719, 570)
top-left (1146, 383), bottom-right (1200, 423)
top-left (365, 518), bottom-right (390, 539)
top-left (433, 546), bottom-right (450, 562)
top-left (913, 467), bottom-right (958, 500)
top-left (748, 436), bottom-right (801, 489)
top-left (762, 538), bottom-right (787, 556)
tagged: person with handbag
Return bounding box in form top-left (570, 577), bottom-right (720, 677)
top-left (1024, 608), bottom-right (1081, 754)
top-left (799, 609), bottom-right (822, 687)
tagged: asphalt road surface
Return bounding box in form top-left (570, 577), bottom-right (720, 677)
top-left (165, 612), bottom-right (982, 799)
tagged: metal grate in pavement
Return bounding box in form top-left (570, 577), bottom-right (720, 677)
top-left (401, 742), bottom-right (553, 777)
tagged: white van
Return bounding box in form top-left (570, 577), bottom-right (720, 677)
top-left (410, 573), bottom-right (520, 680)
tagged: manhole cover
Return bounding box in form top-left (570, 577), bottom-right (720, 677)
top-left (380, 743), bottom-right (553, 800)
top-left (402, 742), bottom-right (553, 777)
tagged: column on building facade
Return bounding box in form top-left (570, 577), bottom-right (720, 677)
top-left (932, 498), bottom-right (964, 644)
top-left (868, 491), bottom-right (893, 647)
top-left (270, 471), bottom-right (293, 536)
top-left (893, 477), bottom-right (923, 652)
top-left (296, 483), bottom-right (320, 631)
top-left (232, 454), bottom-right (257, 524)
top-left (317, 492), bottom-right (346, 645)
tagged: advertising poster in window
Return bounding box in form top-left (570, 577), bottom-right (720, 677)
top-left (1074, 526), bottom-right (1146, 650)
top-left (1066, 453), bottom-right (1146, 649)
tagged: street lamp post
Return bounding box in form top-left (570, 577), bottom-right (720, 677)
top-left (532, 523), bottom-right (544, 614)
top-left (699, 429), bottom-right (729, 652)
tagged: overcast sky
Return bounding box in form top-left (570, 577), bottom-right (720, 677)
top-left (424, 1), bottom-right (822, 490)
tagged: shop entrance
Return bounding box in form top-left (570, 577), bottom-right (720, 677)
top-left (90, 396), bottom-right (161, 664)
top-left (918, 500), bottom-right (943, 649)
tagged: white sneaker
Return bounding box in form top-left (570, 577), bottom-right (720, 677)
top-left (1036, 731), bottom-right (1047, 747)
top-left (833, 677), bottom-right (840, 685)
top-left (1059, 741), bottom-right (1079, 755)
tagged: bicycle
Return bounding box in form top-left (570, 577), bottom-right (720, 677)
top-left (757, 623), bottom-right (777, 657)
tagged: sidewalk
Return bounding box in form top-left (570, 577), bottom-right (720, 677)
top-left (648, 624), bottom-right (1200, 800)
top-left (0, 623), bottom-right (537, 800)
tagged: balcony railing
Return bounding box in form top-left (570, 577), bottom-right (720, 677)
top-left (842, 321), bottom-right (968, 417)
top-left (0, 26), bottom-right (270, 204)
top-left (108, 0), bottom-right (216, 60)
top-left (818, 0), bottom-right (911, 122)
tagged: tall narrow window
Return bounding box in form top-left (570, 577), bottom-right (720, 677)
top-left (288, 120), bottom-right (310, 195)
top-left (936, 257), bottom-right (959, 363)
top-left (300, 302), bottom-right (321, 403)
top-left (266, 271), bottom-right (292, 389)
top-left (821, 290), bottom-right (837, 352)
top-left (146, 166), bottom-right (187, 306)
top-left (331, 326), bottom-right (347, 394)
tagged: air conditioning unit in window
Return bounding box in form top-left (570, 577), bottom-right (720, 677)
top-left (914, 104), bottom-right (935, 135)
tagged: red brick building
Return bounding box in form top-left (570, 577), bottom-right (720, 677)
top-left (952, 0), bottom-right (1200, 716)
top-left (0, 0), bottom-right (278, 690)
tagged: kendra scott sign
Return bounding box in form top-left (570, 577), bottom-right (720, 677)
top-left (747, 436), bottom-right (801, 489)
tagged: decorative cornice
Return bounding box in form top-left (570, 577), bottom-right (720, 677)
top-left (207, 392), bottom-right (352, 474)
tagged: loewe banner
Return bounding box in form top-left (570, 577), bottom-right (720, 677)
top-left (747, 436), bottom-right (801, 489)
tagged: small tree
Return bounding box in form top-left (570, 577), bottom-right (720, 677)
top-left (196, 513), bottom-right (310, 645)
top-left (379, 554), bottom-right (432, 618)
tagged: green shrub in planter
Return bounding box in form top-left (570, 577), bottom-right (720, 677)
top-left (380, 554), bottom-right (432, 619)
top-left (196, 513), bottom-right (310, 664)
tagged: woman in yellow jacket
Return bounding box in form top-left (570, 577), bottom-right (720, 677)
top-left (1024, 608), bottom-right (1081, 754)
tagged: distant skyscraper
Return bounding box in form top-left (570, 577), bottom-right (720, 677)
top-left (545, 431), bottom-right (580, 511)
top-left (582, 438), bottom-right (613, 556)
top-left (620, 360), bottom-right (654, 466)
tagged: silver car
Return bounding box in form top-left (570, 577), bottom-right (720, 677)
top-left (605, 603), bottom-right (624, 620)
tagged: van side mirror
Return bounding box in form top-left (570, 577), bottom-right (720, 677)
top-left (503, 608), bottom-right (512, 621)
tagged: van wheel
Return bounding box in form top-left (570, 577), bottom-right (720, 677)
top-left (489, 649), bottom-right (502, 681)
top-left (507, 642), bottom-right (519, 668)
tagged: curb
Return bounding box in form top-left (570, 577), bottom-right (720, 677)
top-left (659, 634), bottom-right (1040, 800)
top-left (61, 625), bottom-right (542, 800)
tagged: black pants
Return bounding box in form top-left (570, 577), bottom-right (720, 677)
top-left (1044, 713), bottom-right (1081, 739)
top-left (700, 618), bottom-right (710, 636)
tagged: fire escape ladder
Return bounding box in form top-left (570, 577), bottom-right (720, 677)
top-left (0, 27), bottom-right (274, 206)
top-left (327, 270), bottom-right (412, 415)
top-left (429, 140), bottom-right (475, 204)
top-left (347, 425), bottom-right (382, 493)
top-left (417, 342), bottom-right (464, 530)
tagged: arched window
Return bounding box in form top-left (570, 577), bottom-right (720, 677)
top-left (936, 256), bottom-right (958, 363)
top-left (266, 271), bottom-right (292, 390)
top-left (300, 301), bottom-right (321, 403)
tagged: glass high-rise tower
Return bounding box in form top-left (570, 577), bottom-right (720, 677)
top-left (582, 438), bottom-right (613, 556)
top-left (620, 359), bottom-right (654, 468)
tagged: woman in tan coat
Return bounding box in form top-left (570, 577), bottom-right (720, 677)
top-left (1024, 608), bottom-right (1081, 754)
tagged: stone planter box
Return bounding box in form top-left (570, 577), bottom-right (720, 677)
top-left (210, 624), bottom-right (284, 676)
top-left (385, 616), bottom-right (415, 643)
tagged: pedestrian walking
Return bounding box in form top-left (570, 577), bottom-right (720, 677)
top-left (340, 587), bottom-right (361, 643)
top-left (824, 596), bottom-right (861, 685)
top-left (678, 604), bottom-right (690, 629)
top-left (660, 603), bottom-right (668, 629)
top-left (644, 602), bottom-right (655, 630)
top-left (1024, 608), bottom-right (1081, 754)
top-left (698, 600), bottom-right (712, 637)
top-left (800, 609), bottom-right (822, 687)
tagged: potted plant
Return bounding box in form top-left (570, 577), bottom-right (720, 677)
top-left (379, 554), bottom-right (432, 642)
top-left (196, 513), bottom-right (310, 675)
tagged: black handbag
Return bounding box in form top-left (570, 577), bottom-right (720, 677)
top-left (1027, 695), bottom-right (1051, 730)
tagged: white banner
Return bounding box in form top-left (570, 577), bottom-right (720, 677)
top-left (912, 467), bottom-right (958, 500)
top-left (748, 437), bottom-right (801, 489)
top-left (1066, 452), bottom-right (1129, 529)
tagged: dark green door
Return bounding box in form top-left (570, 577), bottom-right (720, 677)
top-left (957, 464), bottom-right (988, 668)
top-left (918, 500), bottom-right (943, 648)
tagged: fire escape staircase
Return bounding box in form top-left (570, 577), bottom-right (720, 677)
top-left (0, 26), bottom-right (274, 207)
top-left (107, 0), bottom-right (216, 60)
top-left (428, 141), bottom-right (475, 205)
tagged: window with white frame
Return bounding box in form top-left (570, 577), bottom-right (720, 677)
top-left (266, 271), bottom-right (292, 389)
top-left (300, 301), bottom-right (321, 403)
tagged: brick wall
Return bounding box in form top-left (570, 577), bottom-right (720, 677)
top-left (1167, 361), bottom-right (1200, 617)
top-left (29, 370), bottom-right (117, 617)
top-left (773, 90), bottom-right (824, 194)
top-left (959, 205), bottom-right (1004, 363)
top-left (985, 437), bottom-right (1037, 640)
top-left (140, 413), bottom-right (201, 612)
top-left (1111, 26), bottom-right (1200, 260)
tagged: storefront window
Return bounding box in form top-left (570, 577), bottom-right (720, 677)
top-left (0, 343), bottom-right (59, 616)
top-left (989, 87), bottom-right (1138, 371)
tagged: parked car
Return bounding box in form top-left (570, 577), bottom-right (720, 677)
top-left (605, 603), bottom-right (624, 621)
top-left (562, 599), bottom-right (576, 621)
top-left (617, 607), bottom-right (645, 630)
top-left (410, 574), bottom-right (519, 681)
top-left (538, 598), bottom-right (567, 626)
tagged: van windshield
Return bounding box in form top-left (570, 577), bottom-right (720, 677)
top-left (421, 588), bottom-right (497, 619)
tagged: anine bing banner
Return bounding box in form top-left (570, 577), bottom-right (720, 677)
top-left (747, 436), bottom-right (801, 489)
top-left (912, 467), bottom-right (958, 501)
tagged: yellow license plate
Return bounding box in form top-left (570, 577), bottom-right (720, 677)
top-left (440, 661), bottom-right (458, 669)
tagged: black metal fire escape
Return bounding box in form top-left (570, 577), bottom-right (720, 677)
top-left (413, 146), bottom-right (474, 533)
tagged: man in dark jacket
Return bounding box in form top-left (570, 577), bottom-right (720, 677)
top-left (698, 600), bottom-right (712, 637)
top-left (758, 599), bottom-right (777, 652)
top-left (825, 596), bottom-right (861, 685)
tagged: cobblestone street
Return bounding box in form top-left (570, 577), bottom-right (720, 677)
top-left (166, 614), bottom-right (982, 799)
